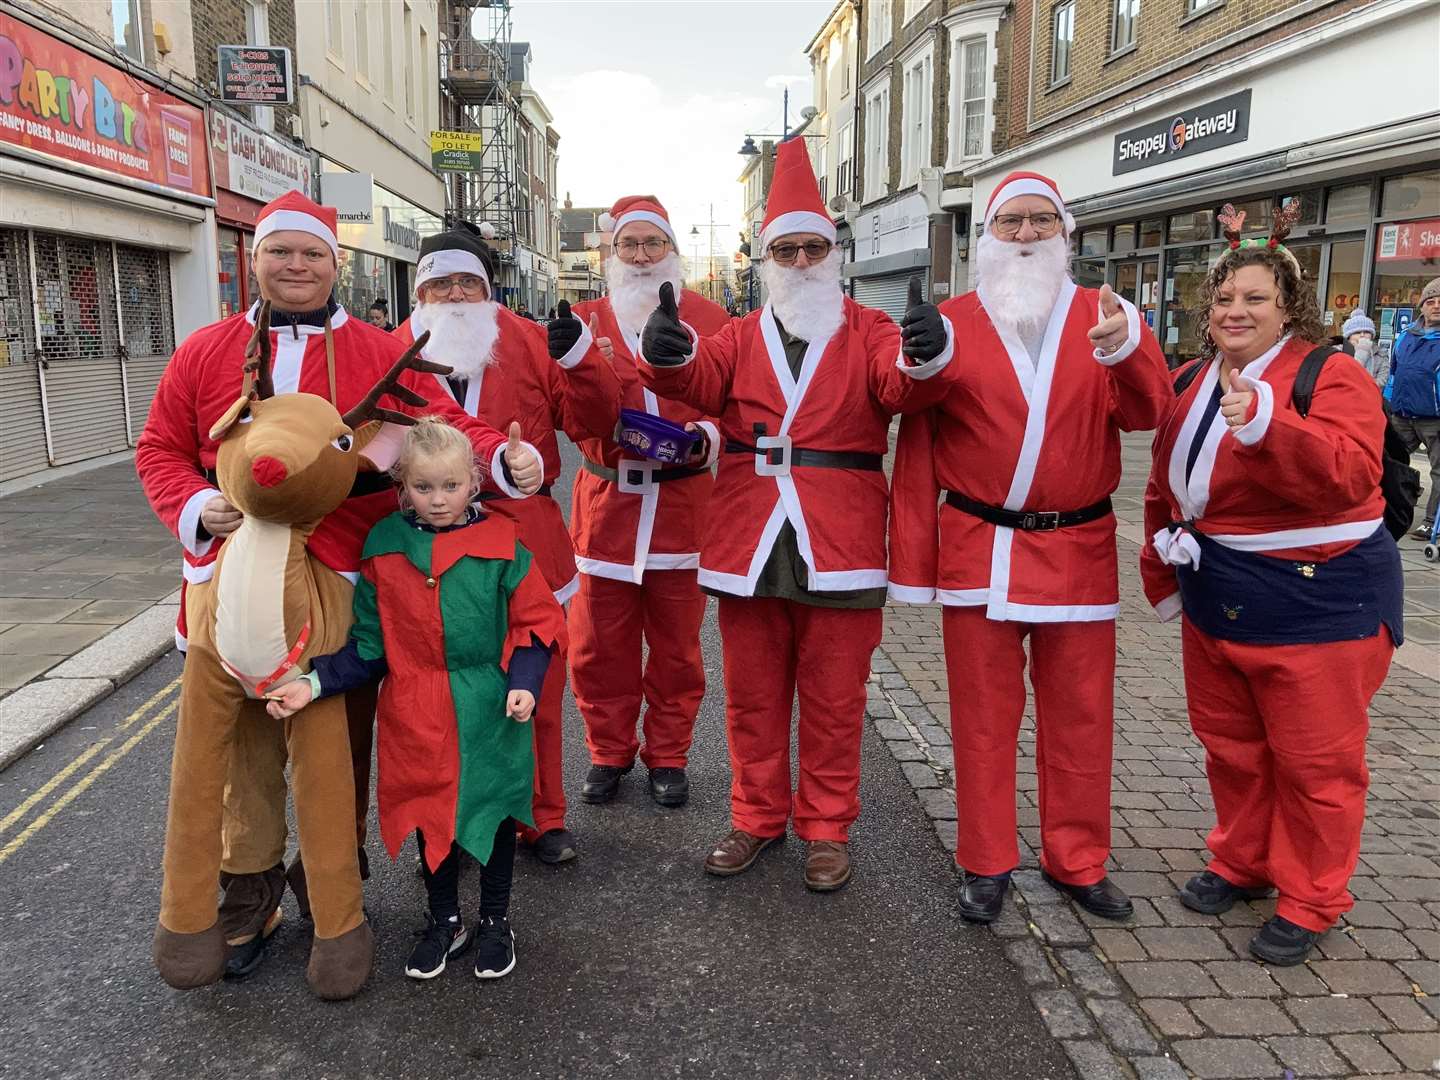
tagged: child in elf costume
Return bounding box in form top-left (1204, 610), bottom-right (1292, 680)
top-left (268, 417), bottom-right (566, 980)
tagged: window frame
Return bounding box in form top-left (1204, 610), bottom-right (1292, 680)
top-left (866, 0), bottom-right (894, 59)
top-left (1110, 0), bottom-right (1140, 56)
top-left (1050, 1), bottom-right (1075, 87)
top-left (899, 45), bottom-right (934, 187)
top-left (862, 78), bottom-right (892, 204)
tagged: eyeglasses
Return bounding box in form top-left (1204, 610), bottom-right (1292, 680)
top-left (615, 237), bottom-right (670, 259)
top-left (991, 213), bottom-right (1062, 238)
top-left (423, 274), bottom-right (488, 296)
top-left (767, 240), bottom-right (833, 265)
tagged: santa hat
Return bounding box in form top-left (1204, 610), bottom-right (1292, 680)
top-left (760, 138), bottom-right (836, 251)
top-left (599, 195), bottom-right (676, 245)
top-left (415, 230), bottom-right (493, 295)
top-left (254, 190), bottom-right (339, 257)
top-left (983, 171), bottom-right (1076, 235)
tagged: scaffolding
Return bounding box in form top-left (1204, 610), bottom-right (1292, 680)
top-left (439, 0), bottom-right (521, 275)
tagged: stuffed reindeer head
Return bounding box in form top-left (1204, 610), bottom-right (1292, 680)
top-left (208, 302), bottom-right (441, 526)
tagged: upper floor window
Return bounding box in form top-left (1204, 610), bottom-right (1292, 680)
top-left (113, 0), bottom-right (146, 62)
top-left (903, 0), bottom-right (926, 24)
top-left (1186, 0), bottom-right (1218, 12)
top-left (1050, 1), bottom-right (1075, 84)
top-left (900, 52), bottom-right (933, 186)
top-left (402, 4), bottom-right (415, 119)
top-left (1111, 0), bottom-right (1139, 53)
top-left (867, 0), bottom-right (893, 58)
top-left (326, 0), bottom-right (344, 59)
top-left (354, 3), bottom-right (371, 82)
top-left (953, 37), bottom-right (987, 161)
top-left (864, 83), bottom-right (890, 202)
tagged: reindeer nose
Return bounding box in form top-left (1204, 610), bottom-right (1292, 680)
top-left (251, 456), bottom-right (288, 488)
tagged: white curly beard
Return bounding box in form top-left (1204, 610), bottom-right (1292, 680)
top-left (411, 300), bottom-right (501, 379)
top-left (606, 251), bottom-right (685, 333)
top-left (760, 248), bottom-right (845, 343)
top-left (974, 232), bottom-right (1070, 346)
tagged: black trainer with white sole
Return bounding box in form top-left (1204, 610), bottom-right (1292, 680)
top-left (405, 913), bottom-right (471, 980)
top-left (473, 915), bottom-right (516, 979)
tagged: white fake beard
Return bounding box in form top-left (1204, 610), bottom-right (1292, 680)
top-left (412, 300), bottom-right (501, 380)
top-left (975, 232), bottom-right (1070, 343)
top-left (606, 251), bottom-right (684, 333)
top-left (761, 248), bottom-right (845, 343)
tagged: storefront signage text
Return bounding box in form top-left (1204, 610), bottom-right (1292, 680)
top-left (430, 129), bottom-right (482, 172)
top-left (321, 171), bottom-right (375, 223)
top-left (853, 192), bottom-right (930, 260)
top-left (382, 207), bottom-right (419, 252)
top-left (0, 16), bottom-right (209, 199)
top-left (216, 46), bottom-right (293, 105)
top-left (209, 109), bottom-right (309, 204)
top-left (1378, 219), bottom-right (1440, 262)
top-left (1113, 90), bottom-right (1251, 176)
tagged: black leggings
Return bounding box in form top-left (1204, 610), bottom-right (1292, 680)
top-left (416, 820), bottom-right (516, 922)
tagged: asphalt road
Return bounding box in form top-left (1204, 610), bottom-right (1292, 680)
top-left (0, 442), bottom-right (1074, 1080)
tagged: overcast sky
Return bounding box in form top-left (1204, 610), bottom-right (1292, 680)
top-left (509, 1), bottom-right (832, 263)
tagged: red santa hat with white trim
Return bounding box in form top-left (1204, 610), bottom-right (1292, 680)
top-left (760, 138), bottom-right (837, 251)
top-left (253, 190), bottom-right (339, 258)
top-left (598, 195), bottom-right (677, 245)
top-left (983, 171), bottom-right (1076, 235)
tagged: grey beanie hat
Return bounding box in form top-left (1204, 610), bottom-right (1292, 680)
top-left (1342, 309), bottom-right (1375, 337)
top-left (1423, 277), bottom-right (1440, 304)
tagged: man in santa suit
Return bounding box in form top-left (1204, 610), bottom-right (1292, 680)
top-left (888, 171), bottom-right (1172, 922)
top-left (136, 191), bottom-right (543, 976)
top-left (393, 225), bottom-right (621, 864)
top-left (638, 140), bottom-right (953, 890)
top-left (551, 196), bottom-right (730, 808)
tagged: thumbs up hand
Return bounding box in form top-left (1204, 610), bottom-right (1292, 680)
top-left (899, 275), bottom-right (946, 364)
top-left (547, 299), bottom-right (586, 361)
top-left (590, 314), bottom-right (614, 361)
top-left (641, 282), bottom-right (692, 367)
top-left (503, 420), bottom-right (543, 495)
top-left (1089, 284), bottom-right (1129, 356)
top-left (1218, 366), bottom-right (1256, 430)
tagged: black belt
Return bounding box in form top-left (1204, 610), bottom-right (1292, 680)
top-left (944, 490), bottom-right (1113, 532)
top-left (581, 458), bottom-right (709, 485)
top-left (204, 467), bottom-right (393, 499)
top-left (724, 440), bottom-right (884, 472)
top-left (480, 484), bottom-right (553, 501)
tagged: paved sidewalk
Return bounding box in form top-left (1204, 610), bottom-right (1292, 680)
top-left (870, 433), bottom-right (1440, 1080)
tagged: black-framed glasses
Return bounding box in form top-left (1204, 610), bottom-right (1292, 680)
top-left (767, 240), bottom-right (833, 265)
top-left (423, 274), bottom-right (489, 296)
top-left (991, 212), bottom-right (1062, 238)
top-left (615, 237), bottom-right (670, 259)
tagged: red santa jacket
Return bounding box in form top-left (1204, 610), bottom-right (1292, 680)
top-left (563, 289), bottom-right (730, 583)
top-left (394, 306), bottom-right (621, 603)
top-left (638, 296), bottom-right (955, 595)
top-left (136, 303), bottom-right (508, 593)
top-left (1140, 335), bottom-right (1387, 620)
top-left (888, 280), bottom-right (1171, 621)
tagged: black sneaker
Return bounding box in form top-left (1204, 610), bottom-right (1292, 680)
top-left (473, 915), bottom-right (516, 980)
top-left (1249, 915), bottom-right (1321, 966)
top-left (533, 828), bottom-right (578, 865)
top-left (1177, 870), bottom-right (1272, 915)
top-left (405, 913), bottom-right (471, 980)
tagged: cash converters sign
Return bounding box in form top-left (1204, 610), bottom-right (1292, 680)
top-left (0, 15), bottom-right (209, 199)
top-left (1113, 90), bottom-right (1251, 176)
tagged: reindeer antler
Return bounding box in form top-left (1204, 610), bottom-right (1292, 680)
top-left (342, 330), bottom-right (453, 428)
top-left (1216, 203), bottom-right (1246, 247)
top-left (243, 301), bottom-right (275, 400)
top-left (1270, 198), bottom-right (1302, 244)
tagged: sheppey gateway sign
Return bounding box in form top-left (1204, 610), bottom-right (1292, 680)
top-left (1113, 90), bottom-right (1251, 176)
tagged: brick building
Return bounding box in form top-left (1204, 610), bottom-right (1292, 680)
top-left (973, 0), bottom-right (1440, 366)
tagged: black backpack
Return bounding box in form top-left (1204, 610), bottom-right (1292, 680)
top-left (1171, 347), bottom-right (1420, 540)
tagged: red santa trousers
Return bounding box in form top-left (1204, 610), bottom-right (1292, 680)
top-left (942, 606), bottom-right (1116, 884)
top-left (1180, 619), bottom-right (1393, 932)
top-left (717, 597), bottom-right (883, 843)
top-left (519, 658), bottom-right (569, 842)
top-left (570, 569), bottom-right (706, 770)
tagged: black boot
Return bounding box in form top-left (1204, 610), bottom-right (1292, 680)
top-left (648, 767), bottom-right (689, 807)
top-left (957, 871), bottom-right (1010, 923)
top-left (581, 763), bottom-right (633, 804)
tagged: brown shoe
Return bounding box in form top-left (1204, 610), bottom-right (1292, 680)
top-left (703, 829), bottom-right (781, 876)
top-left (804, 840), bottom-right (852, 892)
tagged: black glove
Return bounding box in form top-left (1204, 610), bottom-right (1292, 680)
top-left (900, 276), bottom-right (946, 364)
top-left (641, 283), bottom-right (692, 366)
top-left (547, 299), bottom-right (584, 360)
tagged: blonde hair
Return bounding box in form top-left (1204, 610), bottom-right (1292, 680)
top-left (391, 416), bottom-right (482, 504)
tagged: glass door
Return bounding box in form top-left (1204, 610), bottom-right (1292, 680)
top-left (1109, 256), bottom-right (1161, 335)
top-left (1321, 238), bottom-right (1365, 342)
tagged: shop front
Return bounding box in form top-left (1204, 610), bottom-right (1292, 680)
top-left (0, 12), bottom-right (215, 482)
top-left (969, 2), bottom-right (1439, 369)
top-left (846, 191), bottom-right (935, 322)
top-left (207, 108), bottom-right (313, 320)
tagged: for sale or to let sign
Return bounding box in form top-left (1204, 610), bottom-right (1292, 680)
top-left (431, 129), bottom-right (483, 172)
top-left (216, 45), bottom-right (293, 105)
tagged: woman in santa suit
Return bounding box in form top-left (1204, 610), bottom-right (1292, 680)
top-left (1142, 202), bottom-right (1403, 967)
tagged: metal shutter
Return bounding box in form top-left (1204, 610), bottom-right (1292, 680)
top-left (852, 270), bottom-right (928, 324)
top-left (0, 366), bottom-right (47, 481)
top-left (116, 245), bottom-right (176, 442)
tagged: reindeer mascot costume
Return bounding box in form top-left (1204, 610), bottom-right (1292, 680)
top-left (137, 192), bottom-right (521, 998)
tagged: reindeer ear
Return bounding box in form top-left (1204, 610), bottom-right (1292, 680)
top-left (356, 421), bottom-right (407, 472)
top-left (208, 395), bottom-right (254, 441)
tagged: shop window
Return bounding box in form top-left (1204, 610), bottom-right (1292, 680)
top-left (217, 230), bottom-right (244, 320)
top-left (1371, 217), bottom-right (1438, 345)
top-left (1278, 191), bottom-right (1320, 227)
top-left (1073, 259), bottom-right (1105, 289)
top-left (1077, 230), bottom-right (1106, 257)
top-left (1325, 183), bottom-right (1371, 225)
top-left (30, 234), bottom-right (119, 362)
top-left (1167, 209), bottom-right (1213, 243)
top-left (116, 246), bottom-right (175, 358)
top-left (1161, 243), bottom-right (1224, 365)
top-left (1112, 223), bottom-right (1136, 251)
top-left (1228, 198), bottom-right (1277, 236)
top-left (0, 229), bottom-right (34, 365)
top-left (335, 249), bottom-right (391, 321)
top-left (1138, 218), bottom-right (1164, 247)
top-left (1380, 169), bottom-right (1440, 221)
top-left (1322, 239), bottom-right (1365, 341)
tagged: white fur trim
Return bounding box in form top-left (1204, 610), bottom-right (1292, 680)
top-left (1211, 518), bottom-right (1384, 552)
top-left (576, 554), bottom-right (700, 581)
top-left (760, 210), bottom-right (837, 250)
top-left (554, 317), bottom-right (594, 370)
top-left (638, 320), bottom-right (698, 367)
top-left (179, 487), bottom-right (222, 557)
top-left (415, 249), bottom-right (491, 293)
top-left (553, 573), bottom-right (580, 606)
top-left (985, 177), bottom-right (1067, 227)
top-left (1152, 525), bottom-right (1202, 569)
top-left (1094, 294), bottom-right (1142, 366)
top-left (612, 210), bottom-right (676, 244)
top-left (182, 558), bottom-right (215, 584)
top-left (478, 222), bottom-right (496, 239)
top-left (1153, 592), bottom-right (1183, 622)
top-left (887, 582), bottom-right (937, 604)
top-left (255, 209), bottom-right (338, 256)
top-left (596, 212), bottom-right (614, 232)
top-left (490, 439), bottom-right (543, 499)
top-left (695, 420), bottom-right (722, 468)
top-left (1229, 374), bottom-right (1273, 447)
top-left (896, 315), bottom-right (955, 378)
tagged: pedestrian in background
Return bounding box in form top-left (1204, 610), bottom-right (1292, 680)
top-left (1387, 277), bottom-right (1440, 538)
top-left (1340, 309), bottom-right (1387, 390)
top-left (1143, 204), bottom-right (1401, 966)
top-left (366, 303), bottom-right (394, 331)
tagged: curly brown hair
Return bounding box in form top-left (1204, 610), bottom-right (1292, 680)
top-left (1190, 246), bottom-right (1327, 361)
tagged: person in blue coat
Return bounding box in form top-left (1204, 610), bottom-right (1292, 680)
top-left (1387, 276), bottom-right (1440, 537)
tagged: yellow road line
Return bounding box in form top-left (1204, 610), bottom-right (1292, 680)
top-left (0, 677), bottom-right (180, 840)
top-left (0, 699), bottom-right (178, 866)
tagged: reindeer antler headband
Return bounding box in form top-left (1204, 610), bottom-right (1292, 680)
top-left (1213, 201), bottom-right (1304, 277)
